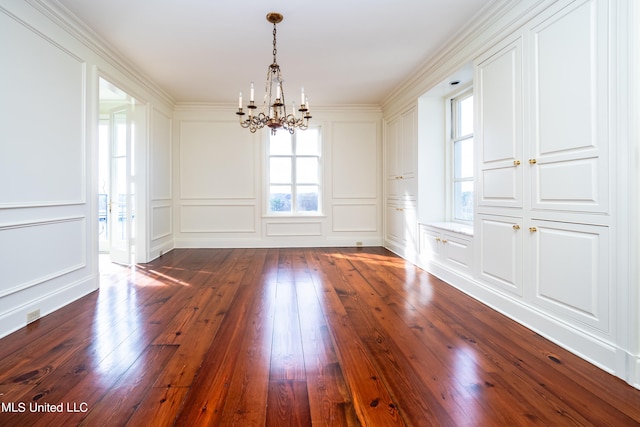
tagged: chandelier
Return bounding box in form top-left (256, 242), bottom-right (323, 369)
top-left (236, 12), bottom-right (311, 135)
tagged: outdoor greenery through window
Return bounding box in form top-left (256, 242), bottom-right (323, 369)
top-left (451, 90), bottom-right (474, 222)
top-left (268, 128), bottom-right (321, 214)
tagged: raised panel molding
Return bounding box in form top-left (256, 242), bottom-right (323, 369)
top-left (477, 215), bottom-right (523, 296)
top-left (534, 157), bottom-right (600, 207)
top-left (481, 167), bottom-right (519, 204)
top-left (180, 204), bottom-right (256, 233)
top-left (475, 35), bottom-right (523, 208)
top-left (179, 120), bottom-right (256, 200)
top-left (0, 11), bottom-right (85, 208)
top-left (332, 122), bottom-right (378, 199)
top-left (151, 204), bottom-right (172, 240)
top-left (0, 217), bottom-right (86, 297)
top-left (530, 0), bottom-right (609, 213)
top-left (151, 108), bottom-right (172, 200)
top-left (529, 220), bottom-right (609, 333)
top-left (266, 221), bottom-right (322, 237)
top-left (332, 203), bottom-right (377, 232)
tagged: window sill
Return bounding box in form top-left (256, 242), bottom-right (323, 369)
top-left (424, 221), bottom-right (474, 237)
top-left (263, 214), bottom-right (327, 219)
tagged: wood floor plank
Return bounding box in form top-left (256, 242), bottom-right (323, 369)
top-left (266, 380), bottom-right (312, 426)
top-left (173, 248), bottom-right (272, 426)
top-left (270, 280), bottom-right (306, 381)
top-left (76, 344), bottom-right (178, 426)
top-left (304, 248), bottom-right (406, 426)
top-left (344, 248), bottom-right (599, 425)
top-left (1, 247), bottom-right (640, 427)
top-left (217, 252), bottom-right (277, 426)
top-left (298, 317), bottom-right (359, 426)
top-left (330, 249), bottom-right (487, 426)
top-left (295, 250), bottom-right (359, 426)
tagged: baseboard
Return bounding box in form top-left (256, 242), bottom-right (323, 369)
top-left (423, 260), bottom-right (619, 376)
top-left (174, 236), bottom-right (383, 249)
top-left (148, 241), bottom-right (175, 262)
top-left (0, 274), bottom-right (97, 340)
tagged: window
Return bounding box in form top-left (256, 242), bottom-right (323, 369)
top-left (267, 128), bottom-right (321, 215)
top-left (451, 91), bottom-right (474, 222)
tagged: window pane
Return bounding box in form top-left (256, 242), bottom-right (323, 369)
top-left (269, 185), bottom-right (292, 212)
top-left (454, 181), bottom-right (474, 221)
top-left (454, 138), bottom-right (474, 179)
top-left (459, 95), bottom-right (474, 136)
top-left (270, 157), bottom-right (291, 184)
top-left (270, 132), bottom-right (292, 155)
top-left (296, 157), bottom-right (318, 184)
top-left (296, 185), bottom-right (318, 212)
top-left (296, 129), bottom-right (319, 155)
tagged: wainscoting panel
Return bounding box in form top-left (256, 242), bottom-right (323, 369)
top-left (266, 221), bottom-right (322, 237)
top-left (151, 204), bottom-right (172, 240)
top-left (332, 122), bottom-right (379, 199)
top-left (151, 108), bottom-right (172, 200)
top-left (180, 204), bottom-right (256, 233)
top-left (179, 120), bottom-right (255, 200)
top-left (0, 10), bottom-right (85, 207)
top-left (0, 217), bottom-right (86, 298)
top-left (332, 203), bottom-right (378, 232)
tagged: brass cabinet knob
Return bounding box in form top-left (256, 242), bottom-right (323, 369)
top-left (442, 239), bottom-right (448, 244)
top-left (514, 160), bottom-right (521, 166)
top-left (529, 159), bottom-right (537, 165)
top-left (529, 227), bottom-right (537, 232)
top-left (435, 237), bottom-right (441, 242)
top-left (513, 224), bottom-right (520, 230)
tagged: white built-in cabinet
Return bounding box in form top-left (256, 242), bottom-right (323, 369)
top-left (385, 106), bottom-right (418, 253)
top-left (420, 224), bottom-right (473, 275)
top-left (474, 0), bottom-right (612, 337)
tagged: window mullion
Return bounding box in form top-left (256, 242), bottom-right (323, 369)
top-left (291, 135), bottom-right (297, 213)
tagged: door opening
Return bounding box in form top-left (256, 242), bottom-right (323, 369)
top-left (98, 78), bottom-right (141, 267)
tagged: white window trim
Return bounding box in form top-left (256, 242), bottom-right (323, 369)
top-left (448, 87), bottom-right (474, 225)
top-left (264, 127), bottom-right (323, 217)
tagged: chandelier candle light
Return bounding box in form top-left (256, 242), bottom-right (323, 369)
top-left (236, 12), bottom-right (311, 135)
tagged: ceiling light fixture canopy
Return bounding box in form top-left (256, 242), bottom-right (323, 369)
top-left (236, 12), bottom-right (311, 135)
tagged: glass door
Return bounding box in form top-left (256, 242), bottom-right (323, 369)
top-left (109, 106), bottom-right (134, 265)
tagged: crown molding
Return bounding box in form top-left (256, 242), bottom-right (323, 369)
top-left (381, 0), bottom-right (555, 115)
top-left (26, 0), bottom-right (175, 107)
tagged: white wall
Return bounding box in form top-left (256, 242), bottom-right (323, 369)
top-left (0, 0), bottom-right (174, 338)
top-left (173, 105), bottom-right (382, 248)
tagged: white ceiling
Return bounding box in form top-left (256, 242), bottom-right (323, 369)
top-left (55, 0), bottom-right (494, 106)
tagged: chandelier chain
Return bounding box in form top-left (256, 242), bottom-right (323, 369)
top-left (272, 24), bottom-right (277, 64)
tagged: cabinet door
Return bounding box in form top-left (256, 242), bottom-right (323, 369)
top-left (528, 219), bottom-right (609, 333)
top-left (400, 107), bottom-right (417, 180)
top-left (475, 36), bottom-right (524, 209)
top-left (477, 215), bottom-right (523, 296)
top-left (386, 204), bottom-right (416, 247)
top-left (386, 205), bottom-right (402, 243)
top-left (528, 0), bottom-right (609, 213)
top-left (443, 232), bottom-right (472, 272)
top-left (386, 117), bottom-right (400, 180)
top-left (385, 117), bottom-right (401, 199)
top-left (419, 226), bottom-right (442, 263)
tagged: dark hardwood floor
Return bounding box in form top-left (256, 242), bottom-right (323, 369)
top-left (1, 247), bottom-right (639, 426)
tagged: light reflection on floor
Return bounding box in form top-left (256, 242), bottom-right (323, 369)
top-left (95, 255), bottom-right (144, 381)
